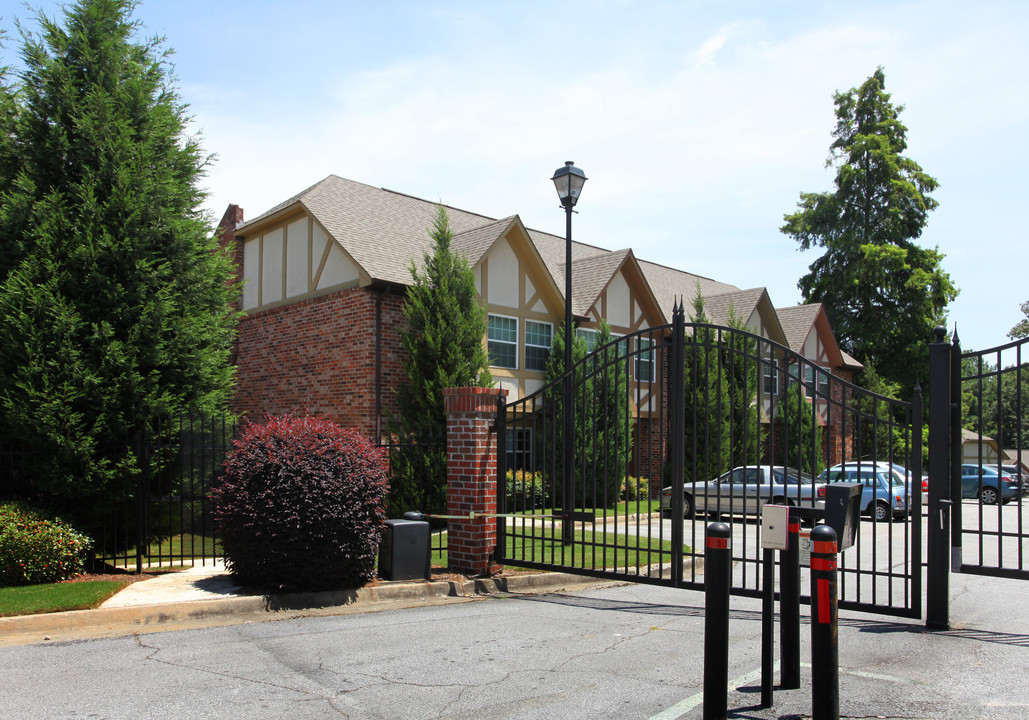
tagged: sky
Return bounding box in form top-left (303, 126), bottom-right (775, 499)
top-left (3, 0), bottom-right (1027, 353)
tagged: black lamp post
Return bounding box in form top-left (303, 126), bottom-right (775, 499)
top-left (550, 161), bottom-right (587, 543)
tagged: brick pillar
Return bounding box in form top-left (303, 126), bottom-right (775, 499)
top-left (444, 386), bottom-right (507, 576)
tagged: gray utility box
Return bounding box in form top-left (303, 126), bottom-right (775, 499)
top-left (378, 518), bottom-right (430, 581)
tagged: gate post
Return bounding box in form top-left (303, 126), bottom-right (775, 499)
top-left (444, 386), bottom-right (508, 576)
top-left (926, 327), bottom-right (952, 629)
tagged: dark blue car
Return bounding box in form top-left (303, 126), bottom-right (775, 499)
top-left (960, 464), bottom-right (1020, 505)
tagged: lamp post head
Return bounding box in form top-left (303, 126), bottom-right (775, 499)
top-left (550, 161), bottom-right (587, 209)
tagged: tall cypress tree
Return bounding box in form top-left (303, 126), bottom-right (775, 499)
top-left (392, 204), bottom-right (492, 515)
top-left (684, 292), bottom-right (731, 482)
top-left (0, 0), bottom-right (238, 530)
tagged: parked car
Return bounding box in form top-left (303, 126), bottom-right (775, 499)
top-left (990, 465), bottom-right (1029, 496)
top-left (816, 463), bottom-right (909, 521)
top-left (660, 466), bottom-right (826, 519)
top-left (960, 464), bottom-right (1020, 505)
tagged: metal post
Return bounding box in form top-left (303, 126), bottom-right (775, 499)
top-left (760, 547), bottom-right (774, 709)
top-left (562, 204), bottom-right (574, 546)
top-left (927, 326), bottom-right (951, 629)
top-left (780, 515), bottom-right (801, 689)
top-left (669, 301), bottom-right (686, 584)
top-left (704, 522), bottom-right (731, 720)
top-left (810, 524), bottom-right (839, 720)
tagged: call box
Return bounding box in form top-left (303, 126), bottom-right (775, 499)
top-left (823, 482), bottom-right (862, 551)
top-left (760, 504), bottom-right (790, 550)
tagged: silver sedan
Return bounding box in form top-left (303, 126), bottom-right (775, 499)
top-left (661, 465), bottom-right (827, 519)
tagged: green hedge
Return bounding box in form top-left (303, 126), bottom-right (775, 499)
top-left (0, 502), bottom-right (92, 586)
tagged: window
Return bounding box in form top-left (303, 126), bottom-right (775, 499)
top-left (763, 359), bottom-right (779, 396)
top-left (488, 315), bottom-right (517, 369)
top-left (804, 364), bottom-right (830, 399)
top-left (576, 328), bottom-right (598, 352)
top-left (635, 337), bottom-right (655, 382)
top-left (525, 320), bottom-right (553, 371)
top-left (505, 428), bottom-right (533, 471)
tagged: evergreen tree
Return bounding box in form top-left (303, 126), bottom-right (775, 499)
top-left (684, 292), bottom-right (731, 482)
top-left (1009, 301), bottom-right (1029, 340)
top-left (725, 304), bottom-right (763, 466)
top-left (542, 321), bottom-right (588, 504)
top-left (542, 320), bottom-right (633, 507)
top-left (0, 1), bottom-right (238, 533)
top-left (781, 68), bottom-right (957, 397)
top-left (392, 205), bottom-right (492, 515)
top-left (776, 378), bottom-right (824, 475)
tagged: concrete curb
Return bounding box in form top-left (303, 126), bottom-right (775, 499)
top-left (0, 572), bottom-right (622, 647)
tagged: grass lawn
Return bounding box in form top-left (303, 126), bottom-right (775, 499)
top-left (429, 522), bottom-right (679, 573)
top-left (104, 533), bottom-right (221, 569)
top-left (0, 579), bottom-right (134, 617)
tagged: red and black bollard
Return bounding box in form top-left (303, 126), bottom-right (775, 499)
top-left (704, 522), bottom-right (732, 720)
top-left (810, 524), bottom-right (839, 720)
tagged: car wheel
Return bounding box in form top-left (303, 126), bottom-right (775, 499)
top-left (682, 493), bottom-right (694, 519)
top-left (874, 501), bottom-right (891, 522)
top-left (980, 487), bottom-right (999, 505)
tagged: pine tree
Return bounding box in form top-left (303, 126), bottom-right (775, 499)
top-left (781, 67), bottom-right (957, 396)
top-left (725, 304), bottom-right (763, 466)
top-left (684, 292), bottom-right (732, 482)
top-left (0, 0), bottom-right (239, 532)
top-left (392, 204), bottom-right (492, 515)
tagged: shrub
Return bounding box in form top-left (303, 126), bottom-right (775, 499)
top-left (212, 415), bottom-right (388, 591)
top-left (621, 477), bottom-right (650, 502)
top-left (505, 470), bottom-right (549, 510)
top-left (0, 502), bottom-right (92, 586)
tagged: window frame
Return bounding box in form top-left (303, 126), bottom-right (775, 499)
top-left (524, 320), bottom-right (553, 372)
top-left (635, 336), bottom-right (655, 382)
top-left (487, 314), bottom-right (519, 370)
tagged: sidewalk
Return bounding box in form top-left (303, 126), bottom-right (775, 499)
top-left (0, 563), bottom-right (619, 647)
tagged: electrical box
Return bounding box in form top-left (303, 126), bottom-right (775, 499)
top-left (761, 504), bottom-right (790, 550)
top-left (378, 518), bottom-right (431, 581)
top-left (823, 482), bottom-right (862, 552)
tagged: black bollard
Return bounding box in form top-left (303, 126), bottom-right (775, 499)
top-left (810, 524), bottom-right (839, 720)
top-left (780, 515), bottom-right (801, 690)
top-left (704, 522), bottom-right (732, 720)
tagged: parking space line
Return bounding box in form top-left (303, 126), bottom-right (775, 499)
top-left (647, 664), bottom-right (772, 720)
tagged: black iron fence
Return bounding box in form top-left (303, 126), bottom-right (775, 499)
top-left (1, 411), bottom-right (237, 573)
top-left (497, 303), bottom-right (923, 618)
top-left (951, 333), bottom-right (1029, 580)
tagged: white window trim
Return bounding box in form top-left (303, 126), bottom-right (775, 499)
top-left (763, 359), bottom-right (780, 396)
top-left (635, 336), bottom-right (655, 382)
top-left (488, 313), bottom-right (519, 370)
top-left (524, 319), bottom-right (553, 372)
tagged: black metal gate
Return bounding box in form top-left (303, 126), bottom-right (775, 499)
top-left (496, 303), bottom-right (923, 618)
top-left (950, 334), bottom-right (1029, 580)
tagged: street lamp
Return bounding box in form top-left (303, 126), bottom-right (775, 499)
top-left (550, 161), bottom-right (586, 543)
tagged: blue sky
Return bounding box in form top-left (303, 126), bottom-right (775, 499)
top-left (4, 0), bottom-right (1027, 353)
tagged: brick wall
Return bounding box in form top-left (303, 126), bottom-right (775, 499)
top-left (231, 286), bottom-right (407, 440)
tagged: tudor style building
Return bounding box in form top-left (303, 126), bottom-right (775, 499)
top-left (217, 174), bottom-right (860, 469)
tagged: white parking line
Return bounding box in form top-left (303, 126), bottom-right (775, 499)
top-left (647, 664), bottom-right (772, 720)
top-left (648, 661), bottom-right (922, 719)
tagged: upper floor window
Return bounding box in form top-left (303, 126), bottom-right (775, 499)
top-left (488, 315), bottom-right (518, 369)
top-left (763, 359), bottom-right (779, 396)
top-left (525, 320), bottom-right (553, 372)
top-left (635, 337), bottom-right (655, 382)
top-left (804, 364), bottom-right (830, 399)
top-left (576, 328), bottom-right (598, 352)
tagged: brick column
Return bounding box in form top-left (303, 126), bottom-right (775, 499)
top-left (444, 386), bottom-right (507, 576)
